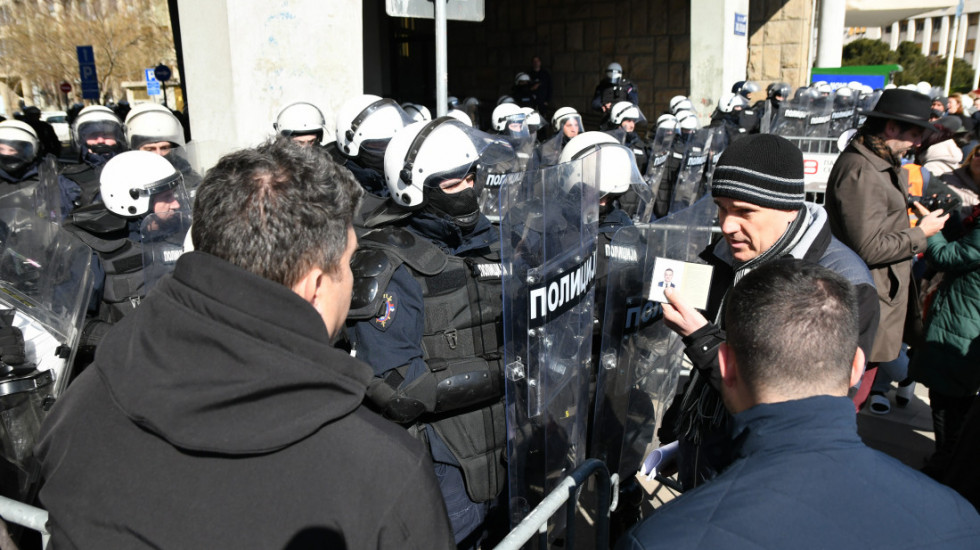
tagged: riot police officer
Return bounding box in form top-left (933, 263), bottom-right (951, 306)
top-left (334, 94), bottom-right (415, 197)
top-left (347, 117), bottom-right (514, 547)
top-left (59, 105), bottom-right (128, 209)
top-left (126, 102), bottom-right (203, 195)
top-left (491, 102), bottom-right (534, 169)
top-left (0, 120), bottom-right (78, 218)
top-left (606, 101), bottom-right (650, 173)
top-left (64, 151), bottom-right (190, 365)
top-left (537, 106), bottom-right (583, 166)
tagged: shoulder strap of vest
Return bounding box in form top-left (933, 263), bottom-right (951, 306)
top-left (359, 227), bottom-right (448, 275)
top-left (347, 227), bottom-right (449, 320)
top-left (63, 208), bottom-right (130, 253)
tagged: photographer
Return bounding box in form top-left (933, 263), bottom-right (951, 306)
top-left (825, 89), bottom-right (950, 411)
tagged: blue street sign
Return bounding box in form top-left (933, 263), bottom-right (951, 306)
top-left (144, 68), bottom-right (161, 96)
top-left (734, 13), bottom-right (747, 37)
top-left (76, 45), bottom-right (99, 100)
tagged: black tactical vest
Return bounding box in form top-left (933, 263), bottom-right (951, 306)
top-left (348, 227), bottom-right (506, 503)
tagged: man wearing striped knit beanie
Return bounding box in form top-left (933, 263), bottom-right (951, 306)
top-left (657, 133), bottom-right (880, 490)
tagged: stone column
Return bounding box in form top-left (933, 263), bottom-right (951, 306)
top-left (956, 13), bottom-right (968, 58)
top-left (939, 15), bottom-right (950, 57)
top-left (815, 0), bottom-right (845, 68)
top-left (907, 19), bottom-right (916, 44)
top-left (175, 0), bottom-right (362, 172)
top-left (921, 17), bottom-right (933, 55)
top-left (690, 0), bottom-right (749, 123)
top-left (890, 22), bottom-right (901, 50)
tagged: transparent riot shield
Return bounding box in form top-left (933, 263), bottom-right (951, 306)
top-left (0, 207), bottom-right (93, 502)
top-left (802, 98), bottom-right (834, 154)
top-left (591, 196), bottom-right (717, 483)
top-left (141, 211), bottom-right (192, 294)
top-left (644, 125), bottom-right (675, 199)
top-left (536, 132), bottom-right (565, 168)
top-left (829, 93), bottom-right (857, 140)
top-left (668, 128), bottom-right (713, 215)
top-left (771, 95), bottom-right (811, 140)
top-left (501, 157), bottom-right (600, 537)
top-left (704, 127), bottom-right (729, 186)
top-left (475, 139), bottom-right (524, 224)
top-left (0, 156), bottom-right (62, 223)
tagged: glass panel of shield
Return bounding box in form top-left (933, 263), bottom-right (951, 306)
top-left (0, 156), bottom-right (63, 223)
top-left (644, 125), bottom-right (674, 200)
top-left (668, 127), bottom-right (714, 215)
top-left (141, 211), bottom-right (192, 295)
top-left (0, 208), bottom-right (93, 397)
top-left (591, 196), bottom-right (717, 482)
top-left (500, 156), bottom-right (599, 534)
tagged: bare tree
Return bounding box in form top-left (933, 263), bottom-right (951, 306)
top-left (0, 0), bottom-right (176, 110)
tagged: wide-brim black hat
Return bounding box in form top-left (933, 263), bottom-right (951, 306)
top-left (859, 88), bottom-right (935, 132)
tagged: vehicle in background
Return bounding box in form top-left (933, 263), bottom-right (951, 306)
top-left (41, 111), bottom-right (71, 146)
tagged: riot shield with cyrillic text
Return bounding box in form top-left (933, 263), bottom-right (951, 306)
top-left (644, 126), bottom-right (675, 200)
top-left (591, 196), bottom-right (717, 482)
top-left (501, 157), bottom-right (599, 537)
top-left (668, 128), bottom-right (713, 215)
top-left (141, 211), bottom-right (192, 295)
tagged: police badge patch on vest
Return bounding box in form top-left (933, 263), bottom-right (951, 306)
top-left (372, 291), bottom-right (397, 331)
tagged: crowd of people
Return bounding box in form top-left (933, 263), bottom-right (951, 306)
top-left (1, 57), bottom-right (980, 549)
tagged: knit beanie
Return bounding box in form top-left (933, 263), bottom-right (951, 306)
top-left (711, 133), bottom-right (805, 210)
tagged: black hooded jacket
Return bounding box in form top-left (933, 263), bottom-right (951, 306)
top-left (36, 251), bottom-right (454, 549)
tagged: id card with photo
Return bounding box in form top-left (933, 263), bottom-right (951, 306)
top-left (646, 258), bottom-right (713, 310)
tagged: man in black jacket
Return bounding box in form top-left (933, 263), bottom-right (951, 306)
top-left (36, 139), bottom-right (455, 549)
top-left (658, 134), bottom-right (880, 490)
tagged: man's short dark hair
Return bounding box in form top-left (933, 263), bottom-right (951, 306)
top-left (724, 258), bottom-right (858, 396)
top-left (192, 138), bottom-right (363, 288)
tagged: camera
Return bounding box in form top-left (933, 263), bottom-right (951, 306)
top-left (907, 192), bottom-right (962, 215)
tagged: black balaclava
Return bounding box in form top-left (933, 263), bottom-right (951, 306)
top-left (426, 186), bottom-right (480, 232)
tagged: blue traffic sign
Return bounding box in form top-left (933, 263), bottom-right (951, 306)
top-left (144, 68), bottom-right (161, 97)
top-left (76, 45), bottom-right (99, 100)
top-left (154, 64), bottom-right (172, 82)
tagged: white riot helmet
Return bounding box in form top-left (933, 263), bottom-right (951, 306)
top-left (445, 109), bottom-right (473, 127)
top-left (100, 150), bottom-right (187, 218)
top-left (125, 103), bottom-right (187, 150)
top-left (610, 101), bottom-right (641, 125)
top-left (559, 131), bottom-right (641, 197)
top-left (384, 118), bottom-right (481, 209)
top-left (401, 103), bottom-right (432, 123)
top-left (669, 95), bottom-right (694, 115)
top-left (491, 102), bottom-right (525, 132)
top-left (0, 121), bottom-right (39, 176)
top-left (521, 107), bottom-right (543, 133)
top-left (656, 113), bottom-right (677, 130)
top-left (676, 111), bottom-right (700, 132)
top-left (606, 62), bottom-right (623, 84)
top-left (552, 107), bottom-right (580, 132)
top-left (718, 93), bottom-right (748, 114)
top-left (515, 72), bottom-right (531, 86)
top-left (72, 105), bottom-right (126, 156)
top-left (272, 101), bottom-right (326, 143)
top-left (334, 94), bottom-right (414, 157)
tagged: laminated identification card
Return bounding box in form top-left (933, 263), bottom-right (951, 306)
top-left (646, 258), bottom-right (713, 310)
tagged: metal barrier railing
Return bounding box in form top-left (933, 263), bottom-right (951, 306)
top-left (493, 458), bottom-right (615, 550)
top-left (0, 495), bottom-right (49, 548)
